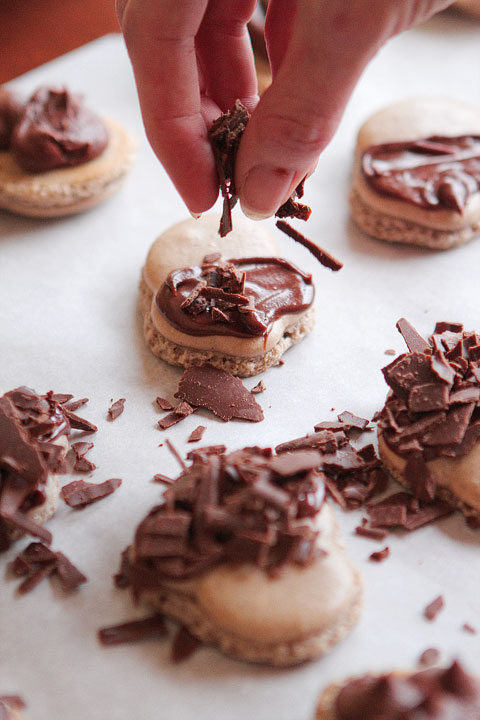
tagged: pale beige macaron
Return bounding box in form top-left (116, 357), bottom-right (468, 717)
top-left (140, 503), bottom-right (362, 667)
top-left (0, 117), bottom-right (136, 218)
top-left (140, 212), bottom-right (315, 377)
top-left (350, 97), bottom-right (480, 249)
top-left (378, 429), bottom-right (480, 523)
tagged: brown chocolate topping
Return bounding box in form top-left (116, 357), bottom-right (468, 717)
top-left (362, 136), bottom-right (480, 212)
top-left (334, 661), bottom-right (480, 719)
top-left (157, 256), bottom-right (313, 339)
top-left (0, 86), bottom-right (23, 150)
top-left (175, 365), bottom-right (264, 422)
top-left (60, 478), bottom-right (122, 509)
top-left (120, 445), bottom-right (327, 591)
top-left (379, 321), bottom-right (480, 510)
top-left (11, 87), bottom-right (108, 173)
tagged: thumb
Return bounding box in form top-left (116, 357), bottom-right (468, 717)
top-left (235, 0), bottom-right (399, 219)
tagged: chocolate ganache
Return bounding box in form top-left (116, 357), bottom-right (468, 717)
top-left (334, 662), bottom-right (480, 719)
top-left (11, 87), bottom-right (108, 173)
top-left (362, 136), bottom-right (480, 213)
top-left (155, 256), bottom-right (314, 338)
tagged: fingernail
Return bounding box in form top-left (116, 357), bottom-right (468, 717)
top-left (189, 211), bottom-right (202, 219)
top-left (240, 165), bottom-right (295, 220)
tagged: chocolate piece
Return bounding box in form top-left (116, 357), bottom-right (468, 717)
top-left (187, 425), bottom-right (206, 443)
top-left (63, 407), bottom-right (97, 433)
top-left (362, 135), bottom-right (480, 212)
top-left (175, 365), bottom-right (264, 422)
top-left (396, 318), bottom-right (430, 353)
top-left (367, 492), bottom-right (451, 530)
top-left (251, 380), bottom-right (266, 394)
top-left (275, 179), bottom-right (312, 222)
top-left (108, 398), bottom-right (126, 420)
top-left (153, 473), bottom-right (175, 484)
top-left (186, 445), bottom-right (226, 460)
top-left (0, 86), bottom-right (23, 149)
top-left (369, 546), bottom-right (389, 562)
top-left (385, 348), bottom-right (396, 356)
top-left (60, 478), bottom-right (122, 508)
top-left (55, 552), bottom-right (87, 591)
top-left (275, 220), bottom-right (343, 271)
top-left (355, 525), bottom-right (388, 541)
top-left (171, 626), bottom-right (201, 663)
top-left (11, 541), bottom-right (86, 594)
top-left (18, 559), bottom-right (57, 594)
top-left (71, 441), bottom-right (96, 472)
top-left (165, 439), bottom-right (186, 469)
top-left (337, 411), bottom-right (371, 431)
top-left (419, 648), bottom-right (441, 666)
top-left (73, 456), bottom-right (96, 473)
top-left (11, 87), bottom-right (108, 173)
top-left (98, 615), bottom-right (167, 645)
top-left (158, 402), bottom-right (196, 430)
top-left (424, 595), bottom-right (444, 621)
top-left (156, 397), bottom-right (174, 411)
top-left (157, 257), bottom-right (313, 340)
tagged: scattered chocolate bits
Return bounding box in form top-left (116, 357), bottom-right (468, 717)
top-left (275, 220), bottom-right (343, 271)
top-left (369, 546), bottom-right (389, 562)
top-left (367, 492), bottom-right (452, 531)
top-left (156, 397), bottom-right (174, 411)
top-left (9, 541), bottom-right (86, 594)
top-left (153, 473), bottom-right (174, 485)
top-left (157, 402), bottom-right (195, 430)
top-left (98, 615), bottom-right (167, 645)
top-left (71, 441), bottom-right (96, 473)
top-left (424, 595), bottom-right (445, 621)
top-left (251, 380), bottom-right (266, 394)
top-left (419, 647), bottom-right (441, 666)
top-left (175, 365), bottom-right (264, 422)
top-left (108, 398), bottom-right (126, 421)
top-left (60, 478), bottom-right (122, 509)
top-left (187, 425), bottom-right (206, 443)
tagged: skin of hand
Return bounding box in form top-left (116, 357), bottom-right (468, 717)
top-left (117, 0), bottom-right (454, 218)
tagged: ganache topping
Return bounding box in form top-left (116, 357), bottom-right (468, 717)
top-left (11, 87), bottom-right (108, 173)
top-left (155, 255), bottom-right (314, 339)
top-left (362, 136), bottom-right (480, 213)
top-left (334, 661), bottom-right (480, 719)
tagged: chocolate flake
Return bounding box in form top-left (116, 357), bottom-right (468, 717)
top-left (63, 407), bottom-right (97, 433)
top-left (98, 615), bottom-right (167, 645)
top-left (165, 439), bottom-right (186, 470)
top-left (158, 402), bottom-right (196, 430)
top-left (108, 398), bottom-right (126, 420)
top-left (463, 623), bottom-right (477, 634)
top-left (55, 552), bottom-right (87, 591)
top-left (187, 425), bottom-right (206, 443)
top-left (275, 220), bottom-right (343, 271)
top-left (175, 365), bottom-right (264, 422)
top-left (369, 546), bottom-right (390, 562)
top-left (355, 525), bottom-right (388, 541)
top-left (153, 473), bottom-right (175, 484)
top-left (11, 541), bottom-right (86, 594)
top-left (61, 478), bottom-right (122, 509)
top-left (156, 397), bottom-right (174, 412)
top-left (419, 647), bottom-right (441, 666)
top-left (61, 397), bottom-right (89, 412)
top-left (424, 595), bottom-right (445, 621)
top-left (171, 626), bottom-right (202, 663)
top-left (251, 380), bottom-right (266, 394)
top-left (396, 318), bottom-right (430, 353)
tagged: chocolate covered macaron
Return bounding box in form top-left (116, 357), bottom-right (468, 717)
top-left (350, 98), bottom-right (480, 249)
top-left (0, 86), bottom-right (136, 218)
top-left (315, 661), bottom-right (480, 719)
top-left (140, 213), bottom-right (315, 377)
top-left (377, 319), bottom-right (480, 523)
top-left (118, 445), bottom-right (362, 666)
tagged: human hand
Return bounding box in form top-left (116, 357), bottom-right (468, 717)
top-left (118, 0), bottom-right (454, 218)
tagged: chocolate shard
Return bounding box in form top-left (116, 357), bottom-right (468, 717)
top-left (54, 552), bottom-right (87, 591)
top-left (63, 407), bottom-right (97, 433)
top-left (396, 318), bottom-right (430, 353)
top-left (171, 625), bottom-right (201, 663)
top-left (187, 425), bottom-right (206, 443)
top-left (424, 595), bottom-right (444, 621)
top-left (0, 396), bottom-right (47, 485)
top-left (275, 220), bottom-right (343, 271)
top-left (155, 397), bottom-right (174, 412)
top-left (98, 615), bottom-right (167, 645)
top-left (369, 546), bottom-right (390, 562)
top-left (405, 454), bottom-right (437, 502)
top-left (60, 478), bottom-right (122, 509)
top-left (175, 365), bottom-right (264, 422)
top-left (108, 398), bottom-right (126, 420)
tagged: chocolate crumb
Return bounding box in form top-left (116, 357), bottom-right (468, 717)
top-left (98, 615), bottom-right (167, 645)
top-left (385, 348), bottom-right (396, 356)
top-left (419, 648), bottom-right (441, 666)
top-left (156, 397), bottom-right (174, 412)
top-left (61, 478), bottom-right (122, 508)
top-left (55, 552), bottom-right (87, 591)
top-left (11, 542), bottom-right (87, 594)
top-left (369, 546), bottom-right (390, 562)
top-left (463, 623), bottom-right (477, 634)
top-left (153, 473), bottom-right (175, 484)
top-left (424, 595), bottom-right (445, 621)
top-left (165, 439), bottom-right (186, 470)
top-left (251, 380), bottom-right (266, 394)
top-left (171, 626), bottom-right (202, 663)
top-left (188, 425), bottom-right (206, 443)
top-left (275, 220), bottom-right (343, 271)
top-left (108, 398), bottom-right (126, 421)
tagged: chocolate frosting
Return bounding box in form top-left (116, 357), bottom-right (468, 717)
top-left (334, 662), bottom-right (480, 719)
top-left (155, 256), bottom-right (314, 339)
top-left (0, 86), bottom-right (23, 150)
top-left (362, 136), bottom-right (480, 212)
top-left (11, 87), bottom-right (108, 173)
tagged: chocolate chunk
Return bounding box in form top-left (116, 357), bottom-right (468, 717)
top-left (71, 441), bottom-right (94, 459)
top-left (62, 397), bottom-right (89, 412)
top-left (0, 396), bottom-right (47, 485)
top-left (18, 560), bottom-right (56, 594)
top-left (275, 220), bottom-right (343, 271)
top-left (382, 353), bottom-right (436, 398)
top-left (408, 383), bottom-right (449, 412)
top-left (98, 615), bottom-right (167, 645)
top-left (337, 410), bottom-right (371, 431)
top-left (63, 407), bottom-right (97, 433)
top-left (175, 365), bottom-right (263, 422)
top-left (187, 425), bottom-right (206, 443)
top-left (61, 478), bottom-right (122, 508)
top-left (251, 380), bottom-right (266, 394)
top-left (55, 552), bottom-right (87, 591)
top-left (158, 402), bottom-right (196, 430)
top-left (405, 454), bottom-right (436, 502)
top-left (396, 318), bottom-right (430, 353)
top-left (369, 546), bottom-right (389, 562)
top-left (153, 473), bottom-right (175, 484)
top-left (355, 525), bottom-right (388, 541)
top-left (171, 626), bottom-right (201, 663)
top-left (463, 623), bottom-right (477, 634)
top-left (74, 456), bottom-right (96, 473)
top-left (108, 398), bottom-right (126, 420)
top-left (10, 541), bottom-right (86, 595)
top-left (435, 321), bottom-right (464, 334)
top-left (419, 648), bottom-right (441, 666)
top-left (424, 595), bottom-right (444, 621)
top-left (155, 397), bottom-right (174, 411)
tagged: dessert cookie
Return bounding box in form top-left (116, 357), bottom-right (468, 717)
top-left (0, 86), bottom-right (136, 218)
top-left (315, 661), bottom-right (480, 719)
top-left (0, 387), bottom-right (71, 551)
top-left (119, 446), bottom-right (362, 666)
top-left (350, 98), bottom-right (480, 249)
top-left (377, 319), bottom-right (480, 523)
top-left (140, 213), bottom-right (315, 377)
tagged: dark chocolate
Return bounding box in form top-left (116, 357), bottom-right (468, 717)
top-left (108, 398), bottom-right (126, 420)
top-left (60, 478), bottom-right (121, 508)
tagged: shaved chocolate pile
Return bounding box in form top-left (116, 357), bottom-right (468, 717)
top-left (378, 320), bottom-right (480, 515)
top-left (333, 661), bottom-right (480, 719)
top-left (175, 365), bottom-right (264, 422)
top-left (60, 478), bottom-right (121, 509)
top-left (0, 387), bottom-right (71, 551)
top-left (108, 398), bottom-right (126, 420)
top-left (157, 255), bottom-right (313, 339)
top-left (118, 445), bottom-right (327, 591)
top-left (419, 648), bottom-right (441, 666)
top-left (0, 696), bottom-right (26, 719)
top-left (9, 541), bottom-right (87, 594)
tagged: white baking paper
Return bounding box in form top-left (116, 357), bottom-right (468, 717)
top-left (0, 19), bottom-right (479, 720)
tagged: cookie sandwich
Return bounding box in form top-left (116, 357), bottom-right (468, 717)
top-left (140, 213), bottom-right (315, 377)
top-left (0, 85), bottom-right (136, 218)
top-left (315, 660), bottom-right (480, 719)
top-left (378, 319), bottom-right (480, 523)
top-left (119, 445), bottom-right (362, 666)
top-left (350, 97), bottom-right (480, 249)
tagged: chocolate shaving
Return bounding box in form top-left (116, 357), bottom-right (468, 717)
top-left (171, 626), bottom-right (201, 663)
top-left (419, 648), bottom-right (441, 666)
top-left (251, 380), bottom-right (266, 394)
top-left (11, 541), bottom-right (86, 594)
top-left (424, 595), bottom-right (444, 621)
top-left (463, 623), bottom-right (477, 634)
top-left (153, 473), bottom-right (175, 484)
top-left (165, 439), bottom-right (186, 470)
top-left (355, 525), bottom-right (388, 541)
top-left (108, 398), bottom-right (126, 420)
top-left (73, 456), bottom-right (96, 473)
top-left (175, 365), bottom-right (264, 422)
top-left (275, 220), bottom-right (343, 271)
top-left (158, 402), bottom-right (196, 430)
top-left (98, 615), bottom-right (167, 645)
top-left (369, 546), bottom-right (390, 562)
top-left (188, 425), bottom-right (206, 443)
top-left (61, 478), bottom-right (122, 508)
top-left (156, 397), bottom-right (174, 412)
top-left (61, 397), bottom-right (89, 412)
top-left (186, 445), bottom-right (226, 460)
top-left (55, 552), bottom-right (88, 591)
top-left (63, 407), bottom-right (97, 433)
top-left (396, 318), bottom-right (430, 353)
